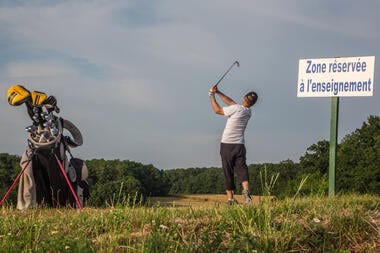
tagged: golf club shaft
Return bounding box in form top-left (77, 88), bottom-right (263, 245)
top-left (215, 61), bottom-right (239, 87)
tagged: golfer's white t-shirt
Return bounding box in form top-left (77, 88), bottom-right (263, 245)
top-left (221, 104), bottom-right (251, 144)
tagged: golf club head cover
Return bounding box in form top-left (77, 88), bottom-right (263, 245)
top-left (7, 84), bottom-right (31, 106)
top-left (31, 91), bottom-right (47, 106)
top-left (43, 96), bottom-right (60, 113)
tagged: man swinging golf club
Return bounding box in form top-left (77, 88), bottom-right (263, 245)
top-left (209, 84), bottom-right (258, 205)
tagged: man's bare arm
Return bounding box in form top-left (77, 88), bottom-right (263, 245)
top-left (216, 90), bottom-right (236, 105)
top-left (210, 93), bottom-right (224, 115)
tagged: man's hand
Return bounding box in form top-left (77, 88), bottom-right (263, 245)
top-left (209, 85), bottom-right (219, 97)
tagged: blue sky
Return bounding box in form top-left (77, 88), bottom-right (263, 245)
top-left (0, 0), bottom-right (379, 169)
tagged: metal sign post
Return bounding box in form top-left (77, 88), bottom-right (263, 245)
top-left (329, 97), bottom-right (339, 196)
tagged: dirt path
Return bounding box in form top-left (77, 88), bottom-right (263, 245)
top-left (148, 194), bottom-right (272, 208)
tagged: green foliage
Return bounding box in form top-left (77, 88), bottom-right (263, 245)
top-left (166, 167), bottom-right (224, 194)
top-left (337, 115), bottom-right (380, 194)
top-left (88, 175), bottom-right (143, 207)
top-left (300, 140), bottom-right (330, 174)
top-left (86, 159), bottom-right (170, 207)
top-left (164, 115), bottom-right (379, 198)
top-left (0, 153), bottom-right (21, 205)
top-left (0, 157), bottom-right (170, 208)
top-left (0, 115), bottom-right (378, 207)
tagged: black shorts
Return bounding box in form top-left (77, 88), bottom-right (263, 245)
top-left (220, 143), bottom-right (249, 190)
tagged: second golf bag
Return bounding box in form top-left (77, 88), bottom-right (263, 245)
top-left (7, 84), bottom-right (89, 209)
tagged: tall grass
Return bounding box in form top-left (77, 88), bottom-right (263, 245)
top-left (106, 189), bottom-right (144, 208)
top-left (0, 194), bottom-right (379, 252)
top-left (1, 171), bottom-right (379, 252)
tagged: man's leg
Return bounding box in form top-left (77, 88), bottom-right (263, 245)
top-left (226, 189), bottom-right (233, 199)
top-left (235, 145), bottom-right (252, 204)
top-left (220, 143), bottom-right (237, 204)
top-left (242, 181), bottom-right (249, 191)
top-left (225, 189), bottom-right (238, 205)
top-left (241, 181), bottom-right (252, 204)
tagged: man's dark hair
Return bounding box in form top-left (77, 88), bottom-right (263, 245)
top-left (244, 91), bottom-right (258, 106)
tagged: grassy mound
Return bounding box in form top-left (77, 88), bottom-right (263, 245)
top-left (1, 194), bottom-right (379, 252)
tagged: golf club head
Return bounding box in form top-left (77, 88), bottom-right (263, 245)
top-left (235, 61), bottom-right (240, 67)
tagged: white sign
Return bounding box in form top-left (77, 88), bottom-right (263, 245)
top-left (297, 56), bottom-right (375, 97)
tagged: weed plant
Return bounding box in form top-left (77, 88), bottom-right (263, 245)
top-left (1, 178), bottom-right (379, 252)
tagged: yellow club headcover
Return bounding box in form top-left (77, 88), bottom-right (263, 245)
top-left (31, 91), bottom-right (47, 106)
top-left (7, 85), bottom-right (31, 106)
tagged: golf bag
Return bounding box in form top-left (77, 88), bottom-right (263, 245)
top-left (5, 85), bottom-right (89, 209)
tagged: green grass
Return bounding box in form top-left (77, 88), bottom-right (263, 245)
top-left (1, 194), bottom-right (379, 252)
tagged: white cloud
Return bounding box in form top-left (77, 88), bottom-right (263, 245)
top-left (0, 1), bottom-right (379, 169)
top-left (255, 1), bottom-right (379, 40)
top-left (118, 78), bottom-right (173, 110)
top-left (6, 60), bottom-right (78, 79)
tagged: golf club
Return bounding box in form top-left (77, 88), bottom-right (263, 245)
top-left (215, 60), bottom-right (240, 87)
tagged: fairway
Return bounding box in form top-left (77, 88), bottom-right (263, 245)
top-left (148, 194), bottom-right (271, 208)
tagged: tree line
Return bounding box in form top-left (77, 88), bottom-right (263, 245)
top-left (1, 115), bottom-right (379, 207)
